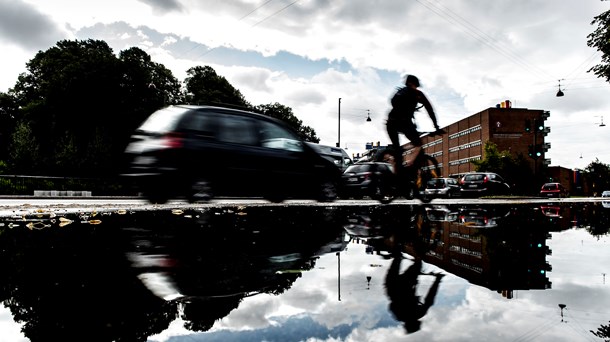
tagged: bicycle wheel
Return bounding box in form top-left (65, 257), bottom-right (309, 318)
top-left (416, 154), bottom-right (440, 203)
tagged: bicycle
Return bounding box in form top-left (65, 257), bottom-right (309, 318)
top-left (372, 130), bottom-right (444, 204)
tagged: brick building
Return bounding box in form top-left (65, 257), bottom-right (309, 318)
top-left (404, 106), bottom-right (550, 179)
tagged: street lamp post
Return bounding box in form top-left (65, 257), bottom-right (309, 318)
top-left (337, 99), bottom-right (372, 148)
top-left (337, 98), bottom-right (341, 148)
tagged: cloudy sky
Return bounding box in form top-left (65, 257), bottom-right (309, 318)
top-left (1, 0), bottom-right (609, 170)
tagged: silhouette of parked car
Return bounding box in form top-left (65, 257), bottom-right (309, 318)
top-left (425, 177), bottom-right (461, 198)
top-left (339, 162), bottom-right (394, 200)
top-left (459, 172), bottom-right (511, 197)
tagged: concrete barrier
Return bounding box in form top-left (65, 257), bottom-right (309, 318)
top-left (34, 190), bottom-right (92, 197)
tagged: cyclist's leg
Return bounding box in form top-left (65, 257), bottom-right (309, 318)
top-left (404, 125), bottom-right (423, 167)
top-left (386, 121), bottom-right (404, 169)
top-left (416, 154), bottom-right (440, 203)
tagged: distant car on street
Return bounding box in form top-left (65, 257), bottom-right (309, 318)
top-left (121, 105), bottom-right (342, 204)
top-left (459, 172), bottom-right (511, 197)
top-left (305, 143), bottom-right (353, 172)
top-left (339, 162), bottom-right (394, 200)
top-left (602, 191), bottom-right (610, 209)
top-left (539, 182), bottom-right (569, 198)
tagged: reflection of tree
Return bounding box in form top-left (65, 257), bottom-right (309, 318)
top-left (591, 320), bottom-right (610, 341)
top-left (585, 203), bottom-right (610, 237)
top-left (0, 217), bottom-right (176, 341)
top-left (182, 297), bottom-right (241, 332)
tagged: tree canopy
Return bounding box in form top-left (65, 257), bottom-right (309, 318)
top-left (587, 9), bottom-right (610, 81)
top-left (0, 39), bottom-right (319, 176)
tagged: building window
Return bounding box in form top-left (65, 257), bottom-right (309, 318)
top-left (449, 124), bottom-right (481, 140)
top-left (449, 155), bottom-right (481, 166)
top-left (449, 139), bottom-right (482, 153)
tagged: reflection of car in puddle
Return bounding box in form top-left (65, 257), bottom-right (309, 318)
top-left (425, 205), bottom-right (458, 222)
top-left (343, 214), bottom-right (384, 238)
top-left (122, 206), bottom-right (348, 306)
top-left (540, 206), bottom-right (562, 217)
top-left (457, 207), bottom-right (509, 228)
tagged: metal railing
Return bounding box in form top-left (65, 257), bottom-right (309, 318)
top-left (0, 175), bottom-right (138, 197)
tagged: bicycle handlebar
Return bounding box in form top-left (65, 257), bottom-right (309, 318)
top-left (420, 128), bottom-right (446, 136)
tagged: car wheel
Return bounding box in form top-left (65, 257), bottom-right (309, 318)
top-left (404, 185), bottom-right (415, 200)
top-left (372, 183), bottom-right (394, 204)
top-left (145, 190), bottom-right (169, 204)
top-left (188, 178), bottom-right (213, 203)
top-left (143, 181), bottom-right (170, 204)
top-left (318, 179), bottom-right (338, 202)
top-left (265, 192), bottom-right (286, 203)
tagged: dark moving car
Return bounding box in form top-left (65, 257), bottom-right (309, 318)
top-left (539, 182), bottom-right (569, 198)
top-left (122, 105), bottom-right (342, 203)
top-left (459, 172), bottom-right (511, 197)
top-left (339, 162), bottom-right (394, 200)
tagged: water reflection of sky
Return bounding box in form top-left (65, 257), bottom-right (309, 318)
top-left (146, 228), bottom-right (609, 342)
top-left (1, 203), bottom-right (609, 342)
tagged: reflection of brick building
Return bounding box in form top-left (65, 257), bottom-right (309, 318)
top-left (419, 211), bottom-right (553, 295)
top-left (403, 106), bottom-right (550, 178)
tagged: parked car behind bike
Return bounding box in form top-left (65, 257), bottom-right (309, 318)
top-left (122, 105), bottom-right (342, 204)
top-left (459, 172), bottom-right (511, 197)
top-left (424, 177), bottom-right (461, 198)
top-left (339, 162), bottom-right (395, 200)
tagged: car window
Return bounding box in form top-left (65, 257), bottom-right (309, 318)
top-left (428, 179), bottom-right (446, 186)
top-left (138, 106), bottom-right (189, 133)
top-left (259, 120), bottom-right (303, 152)
top-left (182, 111), bottom-right (218, 138)
top-left (346, 164), bottom-right (373, 173)
top-left (217, 115), bottom-right (259, 146)
top-left (464, 174), bottom-right (484, 181)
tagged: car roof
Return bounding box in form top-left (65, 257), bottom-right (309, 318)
top-left (141, 105), bottom-right (300, 135)
top-left (180, 105), bottom-right (292, 126)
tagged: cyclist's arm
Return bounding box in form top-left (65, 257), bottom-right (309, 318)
top-left (416, 90), bottom-right (439, 129)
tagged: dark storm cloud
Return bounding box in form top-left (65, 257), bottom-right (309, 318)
top-left (136, 0), bottom-right (184, 14)
top-left (0, 0), bottom-right (66, 50)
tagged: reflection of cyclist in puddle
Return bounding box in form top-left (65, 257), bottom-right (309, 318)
top-left (384, 206), bottom-right (445, 333)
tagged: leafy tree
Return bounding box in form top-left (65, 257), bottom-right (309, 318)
top-left (9, 121), bottom-right (40, 173)
top-left (588, 9), bottom-right (610, 81)
top-left (254, 102), bottom-right (320, 142)
top-left (3, 39), bottom-right (183, 176)
top-left (184, 66), bottom-right (251, 109)
top-left (583, 158), bottom-right (610, 196)
top-left (0, 92), bottom-right (18, 165)
top-left (118, 47), bottom-right (183, 129)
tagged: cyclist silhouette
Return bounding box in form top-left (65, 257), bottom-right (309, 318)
top-left (383, 206), bottom-right (445, 333)
top-left (386, 75), bottom-right (444, 168)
